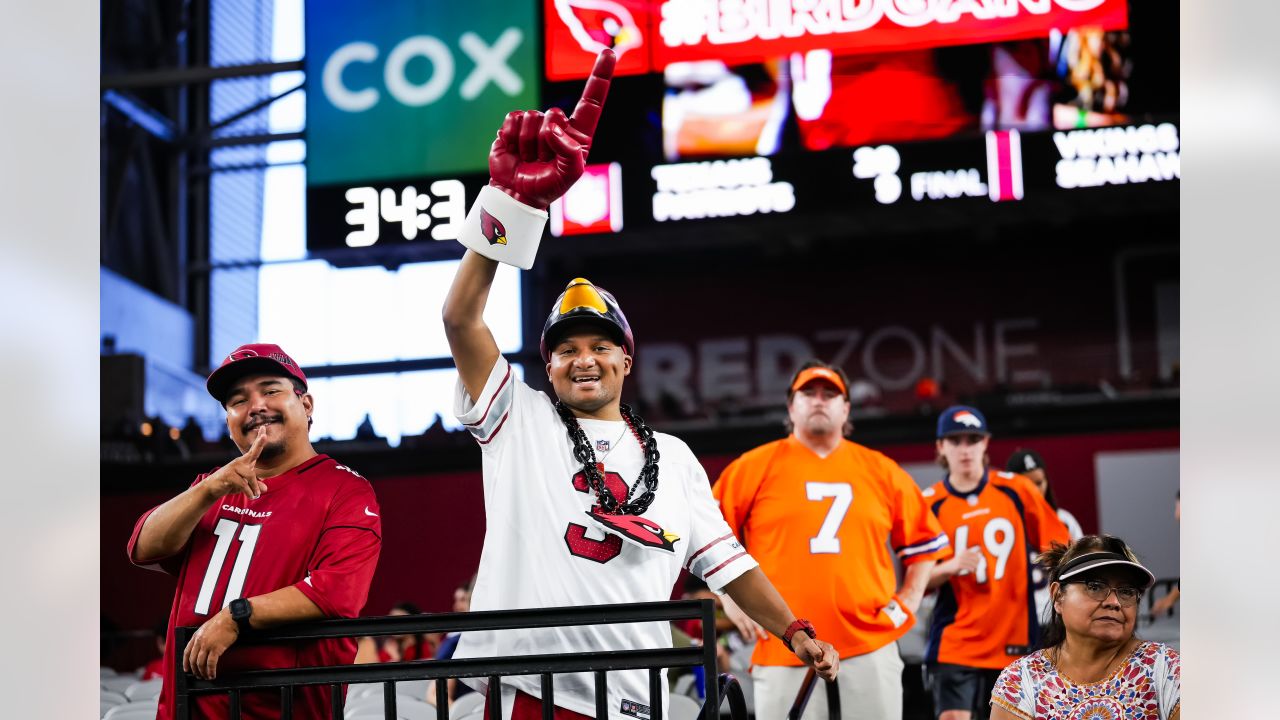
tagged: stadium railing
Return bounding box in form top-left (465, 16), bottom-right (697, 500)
top-left (785, 668), bottom-right (838, 720)
top-left (174, 599), bottom-right (748, 720)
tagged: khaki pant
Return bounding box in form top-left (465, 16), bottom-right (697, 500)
top-left (751, 641), bottom-right (904, 720)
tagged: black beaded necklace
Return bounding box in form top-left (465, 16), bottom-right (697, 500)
top-left (554, 401), bottom-right (661, 515)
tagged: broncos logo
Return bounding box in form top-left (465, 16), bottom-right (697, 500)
top-left (554, 0), bottom-right (643, 59)
top-left (480, 207), bottom-right (508, 246)
top-left (953, 411), bottom-right (983, 428)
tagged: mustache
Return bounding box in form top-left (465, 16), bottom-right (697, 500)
top-left (243, 414), bottom-right (283, 433)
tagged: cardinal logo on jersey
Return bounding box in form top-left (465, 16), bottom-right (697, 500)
top-left (480, 208), bottom-right (508, 246)
top-left (953, 410), bottom-right (983, 428)
top-left (587, 510), bottom-right (678, 552)
top-left (554, 0), bottom-right (643, 59)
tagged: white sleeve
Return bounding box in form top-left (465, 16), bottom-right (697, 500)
top-left (680, 444), bottom-right (758, 592)
top-left (454, 356), bottom-right (517, 453)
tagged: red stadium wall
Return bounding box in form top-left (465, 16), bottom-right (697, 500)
top-left (101, 428), bottom-right (1175, 669)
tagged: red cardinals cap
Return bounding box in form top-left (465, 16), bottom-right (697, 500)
top-left (789, 366), bottom-right (848, 398)
top-left (207, 343), bottom-right (308, 403)
top-left (937, 405), bottom-right (990, 437)
top-left (540, 278), bottom-right (635, 361)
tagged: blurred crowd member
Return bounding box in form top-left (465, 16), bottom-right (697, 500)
top-left (1006, 449), bottom-right (1083, 540)
top-left (428, 576), bottom-right (477, 708)
top-left (925, 406), bottom-right (1070, 720)
top-left (990, 535), bottom-right (1180, 720)
top-left (140, 619), bottom-right (168, 680)
top-left (676, 575), bottom-right (736, 672)
top-left (1005, 448), bottom-right (1083, 624)
top-left (716, 361), bottom-right (950, 720)
top-left (356, 601), bottom-right (437, 665)
top-left (1148, 492), bottom-right (1181, 618)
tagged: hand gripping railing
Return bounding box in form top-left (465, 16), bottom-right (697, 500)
top-left (785, 667), bottom-right (840, 720)
top-left (173, 599), bottom-right (733, 720)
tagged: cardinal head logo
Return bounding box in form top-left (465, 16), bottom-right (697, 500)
top-left (554, 0), bottom-right (643, 58)
top-left (480, 208), bottom-right (508, 246)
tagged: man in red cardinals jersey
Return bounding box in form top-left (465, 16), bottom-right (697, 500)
top-left (127, 343), bottom-right (382, 719)
top-left (923, 405), bottom-right (1069, 720)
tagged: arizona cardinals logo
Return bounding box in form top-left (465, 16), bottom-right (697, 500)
top-left (480, 207), bottom-right (508, 246)
top-left (554, 0), bottom-right (643, 58)
top-left (588, 510), bottom-right (679, 552)
top-left (228, 349), bottom-right (260, 361)
top-left (953, 411), bottom-right (983, 428)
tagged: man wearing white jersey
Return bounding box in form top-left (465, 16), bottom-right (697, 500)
top-left (442, 49), bottom-right (838, 720)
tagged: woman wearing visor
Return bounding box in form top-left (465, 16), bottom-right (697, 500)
top-left (990, 535), bottom-right (1180, 720)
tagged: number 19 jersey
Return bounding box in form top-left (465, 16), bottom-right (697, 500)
top-left (923, 470), bottom-right (1070, 669)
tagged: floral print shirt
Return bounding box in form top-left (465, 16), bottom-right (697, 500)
top-left (991, 641), bottom-right (1180, 719)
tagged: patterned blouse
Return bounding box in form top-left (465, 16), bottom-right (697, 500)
top-left (991, 641), bottom-right (1180, 719)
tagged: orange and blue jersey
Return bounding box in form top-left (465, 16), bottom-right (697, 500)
top-left (924, 469), bottom-right (1070, 669)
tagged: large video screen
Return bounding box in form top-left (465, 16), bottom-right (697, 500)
top-left (305, 0), bottom-right (1176, 253)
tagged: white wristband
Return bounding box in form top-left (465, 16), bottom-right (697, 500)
top-left (457, 185), bottom-right (548, 270)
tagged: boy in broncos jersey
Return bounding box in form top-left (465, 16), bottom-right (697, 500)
top-left (923, 406), bottom-right (1069, 720)
top-left (441, 49), bottom-right (839, 720)
top-left (127, 344), bottom-right (382, 719)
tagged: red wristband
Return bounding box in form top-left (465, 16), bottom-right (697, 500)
top-left (782, 619), bottom-right (816, 651)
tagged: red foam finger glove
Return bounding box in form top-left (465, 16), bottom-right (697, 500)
top-left (487, 49), bottom-right (615, 210)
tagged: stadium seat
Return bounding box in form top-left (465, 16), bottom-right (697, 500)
top-left (101, 689), bottom-right (128, 708)
top-left (448, 691), bottom-right (485, 719)
top-left (347, 682), bottom-right (383, 700)
top-left (102, 700), bottom-right (159, 720)
top-left (672, 672), bottom-right (698, 698)
top-left (101, 676), bottom-right (137, 694)
top-left (396, 678), bottom-right (431, 702)
top-left (669, 694), bottom-right (702, 720)
top-left (124, 678), bottom-right (163, 701)
top-left (345, 692), bottom-right (426, 717)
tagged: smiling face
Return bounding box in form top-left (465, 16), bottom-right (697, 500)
top-left (222, 373), bottom-right (313, 460)
top-left (546, 322), bottom-right (632, 418)
top-left (1053, 567), bottom-right (1142, 644)
top-left (787, 379), bottom-right (851, 440)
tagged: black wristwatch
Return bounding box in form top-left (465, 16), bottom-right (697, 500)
top-left (229, 598), bottom-right (254, 633)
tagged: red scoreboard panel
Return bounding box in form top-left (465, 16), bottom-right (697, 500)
top-left (545, 0), bottom-right (1129, 80)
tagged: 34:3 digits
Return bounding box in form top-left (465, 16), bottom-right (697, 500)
top-left (344, 179), bottom-right (466, 247)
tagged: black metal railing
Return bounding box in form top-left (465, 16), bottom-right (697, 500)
top-left (786, 667), bottom-right (839, 720)
top-left (175, 599), bottom-right (745, 720)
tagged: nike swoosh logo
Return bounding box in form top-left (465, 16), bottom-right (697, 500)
top-left (364, 507), bottom-right (378, 517)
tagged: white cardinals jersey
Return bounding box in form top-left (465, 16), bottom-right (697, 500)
top-left (453, 357), bottom-right (757, 720)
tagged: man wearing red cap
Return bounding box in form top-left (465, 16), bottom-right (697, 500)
top-left (713, 360), bottom-right (952, 720)
top-left (441, 49), bottom-right (838, 720)
top-left (127, 343), bottom-right (382, 719)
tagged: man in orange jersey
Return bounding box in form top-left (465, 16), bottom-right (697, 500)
top-left (714, 360), bottom-right (952, 720)
top-left (923, 406), bottom-right (1070, 720)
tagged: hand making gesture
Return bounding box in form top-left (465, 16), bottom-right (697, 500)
top-left (488, 48), bottom-right (615, 209)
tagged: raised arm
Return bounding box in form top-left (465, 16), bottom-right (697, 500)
top-left (445, 49), bottom-right (615, 400)
top-left (443, 251), bottom-right (503, 401)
